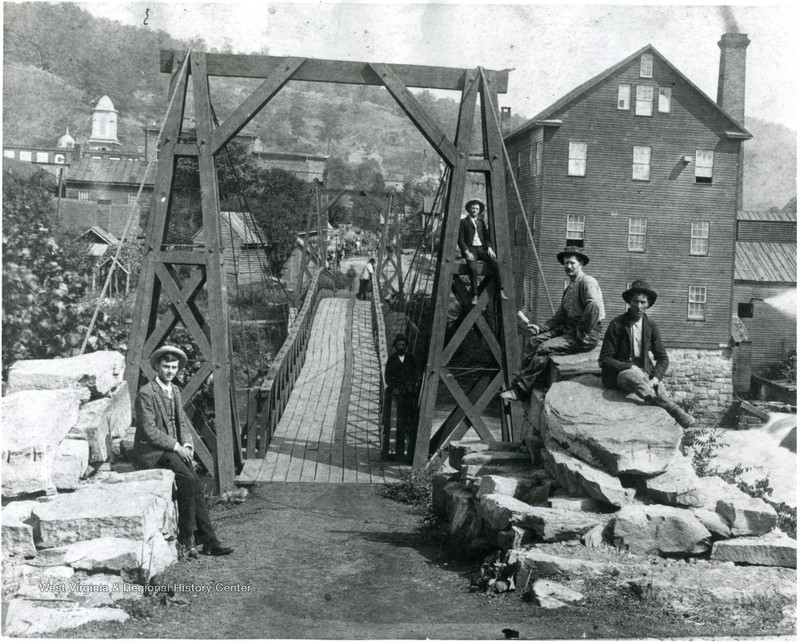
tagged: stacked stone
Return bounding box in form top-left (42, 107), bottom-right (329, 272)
top-left (432, 354), bottom-right (795, 609)
top-left (1, 352), bottom-right (179, 636)
top-left (665, 348), bottom-right (735, 423)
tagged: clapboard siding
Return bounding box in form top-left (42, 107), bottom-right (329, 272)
top-left (734, 283), bottom-right (797, 371)
top-left (506, 51), bottom-right (744, 349)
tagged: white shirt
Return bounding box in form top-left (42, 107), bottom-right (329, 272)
top-left (470, 216), bottom-right (483, 247)
top-left (361, 262), bottom-right (374, 280)
top-left (155, 376), bottom-right (173, 399)
top-left (631, 318), bottom-right (643, 358)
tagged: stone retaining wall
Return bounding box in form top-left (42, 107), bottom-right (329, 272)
top-left (665, 347), bottom-right (734, 423)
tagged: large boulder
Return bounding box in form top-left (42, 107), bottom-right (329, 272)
top-left (642, 455), bottom-right (702, 506)
top-left (543, 376), bottom-right (682, 476)
top-left (508, 546), bottom-right (630, 577)
top-left (6, 351), bottom-right (125, 398)
top-left (613, 505), bottom-right (712, 556)
top-left (478, 494), bottom-right (601, 541)
top-left (542, 445), bottom-right (635, 508)
top-left (715, 493), bottom-right (778, 537)
top-left (69, 385), bottom-right (131, 463)
top-left (444, 483), bottom-right (477, 536)
top-left (2, 389), bottom-right (85, 498)
top-left (2, 501), bottom-right (40, 559)
top-left (711, 533), bottom-right (797, 568)
top-left (3, 599), bottom-right (129, 636)
top-left (548, 348), bottom-right (602, 383)
top-left (532, 579), bottom-right (584, 609)
top-left (476, 473), bottom-right (552, 507)
top-left (52, 438), bottom-right (90, 491)
top-left (31, 470), bottom-right (176, 548)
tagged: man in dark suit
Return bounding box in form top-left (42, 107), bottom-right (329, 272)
top-left (134, 346), bottom-right (233, 559)
top-left (599, 280), bottom-right (695, 428)
top-left (458, 199), bottom-right (509, 306)
top-left (384, 334), bottom-right (419, 463)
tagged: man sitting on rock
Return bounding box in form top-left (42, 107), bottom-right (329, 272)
top-left (134, 346), bottom-right (234, 559)
top-left (598, 280), bottom-right (695, 428)
top-left (501, 246), bottom-right (605, 402)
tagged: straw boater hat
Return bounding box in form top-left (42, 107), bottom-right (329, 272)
top-left (464, 199), bottom-right (486, 214)
top-left (623, 280), bottom-right (658, 307)
top-left (149, 345), bottom-right (188, 370)
top-left (556, 245), bottom-right (590, 266)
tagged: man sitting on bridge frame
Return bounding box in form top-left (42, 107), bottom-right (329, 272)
top-left (458, 199), bottom-right (509, 306)
top-left (134, 346), bottom-right (234, 559)
top-left (501, 245), bottom-right (605, 402)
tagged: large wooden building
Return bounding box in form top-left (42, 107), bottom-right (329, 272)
top-left (504, 34), bottom-right (752, 352)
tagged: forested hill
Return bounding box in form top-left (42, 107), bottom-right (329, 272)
top-left (3, 2), bottom-right (795, 210)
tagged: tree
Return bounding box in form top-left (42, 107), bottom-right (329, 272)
top-left (783, 196), bottom-right (797, 213)
top-left (2, 164), bottom-right (89, 372)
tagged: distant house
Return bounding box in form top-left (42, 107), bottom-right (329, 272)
top-left (732, 210), bottom-right (797, 388)
top-left (193, 211), bottom-right (270, 286)
top-left (250, 138), bottom-right (328, 182)
top-left (75, 226), bottom-right (131, 297)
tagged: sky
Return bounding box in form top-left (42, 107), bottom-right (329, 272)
top-left (69, 1), bottom-right (800, 131)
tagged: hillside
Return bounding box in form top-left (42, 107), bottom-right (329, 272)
top-left (3, 2), bottom-right (796, 208)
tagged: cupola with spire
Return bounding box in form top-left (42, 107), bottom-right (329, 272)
top-left (87, 95), bottom-right (120, 150)
top-left (57, 128), bottom-right (75, 148)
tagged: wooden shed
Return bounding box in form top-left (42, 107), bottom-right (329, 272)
top-left (193, 211), bottom-right (270, 286)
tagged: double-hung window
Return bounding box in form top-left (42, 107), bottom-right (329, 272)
top-left (632, 146), bottom-right (652, 181)
top-left (640, 53), bottom-right (654, 78)
top-left (688, 286), bottom-right (707, 320)
top-left (635, 86), bottom-right (654, 116)
top-left (690, 221), bottom-right (710, 255)
top-left (695, 150), bottom-right (714, 183)
top-left (658, 87), bottom-right (672, 113)
top-left (628, 218), bottom-right (647, 252)
top-left (566, 214), bottom-right (585, 244)
top-left (618, 84), bottom-right (631, 110)
top-left (568, 141), bottom-right (587, 176)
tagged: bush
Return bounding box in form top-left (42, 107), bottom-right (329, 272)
top-left (382, 467), bottom-right (433, 509)
top-left (760, 350), bottom-right (797, 383)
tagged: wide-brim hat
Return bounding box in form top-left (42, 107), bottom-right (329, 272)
top-left (149, 345), bottom-right (188, 370)
top-left (623, 280), bottom-right (658, 307)
top-left (557, 245), bottom-right (590, 265)
top-left (464, 198), bottom-right (486, 214)
top-left (393, 333), bottom-right (408, 346)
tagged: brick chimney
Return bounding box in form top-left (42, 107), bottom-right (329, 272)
top-left (716, 32), bottom-right (750, 124)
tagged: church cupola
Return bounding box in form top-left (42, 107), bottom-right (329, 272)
top-left (57, 128), bottom-right (75, 148)
top-left (87, 95), bottom-right (120, 150)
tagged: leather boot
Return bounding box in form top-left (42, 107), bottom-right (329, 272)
top-left (647, 396), bottom-right (695, 428)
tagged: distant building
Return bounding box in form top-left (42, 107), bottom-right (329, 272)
top-left (251, 138), bottom-right (328, 182)
top-left (732, 210), bottom-right (797, 389)
top-left (193, 211), bottom-right (270, 286)
top-left (87, 96), bottom-right (121, 150)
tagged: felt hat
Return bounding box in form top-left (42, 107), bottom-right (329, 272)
top-left (623, 280), bottom-right (658, 307)
top-left (464, 198), bottom-right (486, 214)
top-left (149, 345), bottom-right (188, 371)
top-left (393, 333), bottom-right (408, 346)
top-left (556, 245), bottom-right (590, 265)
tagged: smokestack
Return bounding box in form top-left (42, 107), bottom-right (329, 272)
top-left (716, 32), bottom-right (750, 124)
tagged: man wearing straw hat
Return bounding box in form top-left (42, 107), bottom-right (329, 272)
top-left (134, 345), bottom-right (234, 559)
top-left (501, 245), bottom-right (605, 401)
top-left (599, 280), bottom-right (695, 428)
top-left (458, 198), bottom-right (509, 305)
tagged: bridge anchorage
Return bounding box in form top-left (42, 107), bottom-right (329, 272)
top-left (127, 50), bottom-right (522, 492)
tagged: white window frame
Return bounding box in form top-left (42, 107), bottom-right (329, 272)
top-left (617, 84), bottom-right (631, 110)
top-left (566, 214), bottom-right (585, 242)
top-left (658, 87), bottom-right (672, 113)
top-left (690, 221), bottom-right (710, 255)
top-left (632, 146), bottom-right (652, 181)
top-left (688, 286), bottom-right (707, 320)
top-left (635, 85), bottom-right (654, 117)
top-left (568, 141), bottom-right (587, 177)
top-left (695, 150), bottom-right (714, 183)
top-left (640, 53), bottom-right (654, 78)
top-left (628, 218), bottom-right (647, 252)
top-left (78, 190), bottom-right (90, 202)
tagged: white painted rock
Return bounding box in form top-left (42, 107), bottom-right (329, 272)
top-left (6, 350), bottom-right (125, 397)
top-left (711, 533), bottom-right (797, 568)
top-left (613, 504), bottom-right (712, 556)
top-left (31, 471), bottom-right (176, 548)
top-left (52, 438), bottom-right (90, 491)
top-left (643, 455), bottom-right (703, 507)
top-left (543, 376), bottom-right (682, 476)
top-left (3, 599), bottom-right (128, 636)
top-left (716, 492), bottom-right (777, 536)
top-left (1, 389), bottom-right (85, 498)
top-left (532, 579), bottom-right (584, 605)
top-left (543, 445), bottom-right (635, 508)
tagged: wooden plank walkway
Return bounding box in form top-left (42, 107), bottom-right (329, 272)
top-left (240, 296), bottom-right (406, 483)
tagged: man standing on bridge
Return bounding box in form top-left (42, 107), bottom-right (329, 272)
top-left (458, 199), bottom-right (509, 306)
top-left (134, 346), bottom-right (234, 559)
top-left (357, 257), bottom-right (376, 301)
top-left (384, 334), bottom-right (419, 463)
top-left (501, 246), bottom-right (605, 401)
top-left (599, 280), bottom-right (695, 428)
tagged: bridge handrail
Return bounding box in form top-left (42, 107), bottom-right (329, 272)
top-left (248, 267), bottom-right (326, 458)
top-left (371, 274), bottom-right (390, 454)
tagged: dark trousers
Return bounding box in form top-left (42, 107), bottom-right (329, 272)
top-left (513, 327), bottom-right (599, 392)
top-left (464, 246), bottom-right (502, 294)
top-left (157, 451), bottom-right (218, 547)
top-left (357, 278), bottom-right (371, 300)
top-left (384, 390), bottom-right (417, 462)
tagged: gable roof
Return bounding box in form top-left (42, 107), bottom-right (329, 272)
top-left (67, 157), bottom-right (154, 186)
top-left (735, 242), bottom-right (796, 283)
top-left (506, 44), bottom-right (752, 142)
top-left (76, 226), bottom-right (120, 246)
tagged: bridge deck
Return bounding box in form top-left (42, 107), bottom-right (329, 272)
top-left (240, 297), bottom-right (407, 483)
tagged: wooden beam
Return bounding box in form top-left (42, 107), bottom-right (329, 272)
top-left (439, 367), bottom-right (494, 440)
top-left (369, 63), bottom-right (458, 167)
top-left (154, 264), bottom-right (212, 356)
top-left (161, 50), bottom-right (509, 93)
top-left (155, 250), bottom-right (207, 265)
top-left (211, 57), bottom-right (305, 153)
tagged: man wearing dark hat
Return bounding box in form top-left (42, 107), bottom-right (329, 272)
top-left (134, 346), bottom-right (233, 559)
top-left (599, 281), bottom-right (695, 428)
top-left (458, 199), bottom-right (509, 305)
top-left (501, 246), bottom-right (605, 401)
top-left (384, 334), bottom-right (418, 462)
top-left (357, 257), bottom-right (377, 300)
